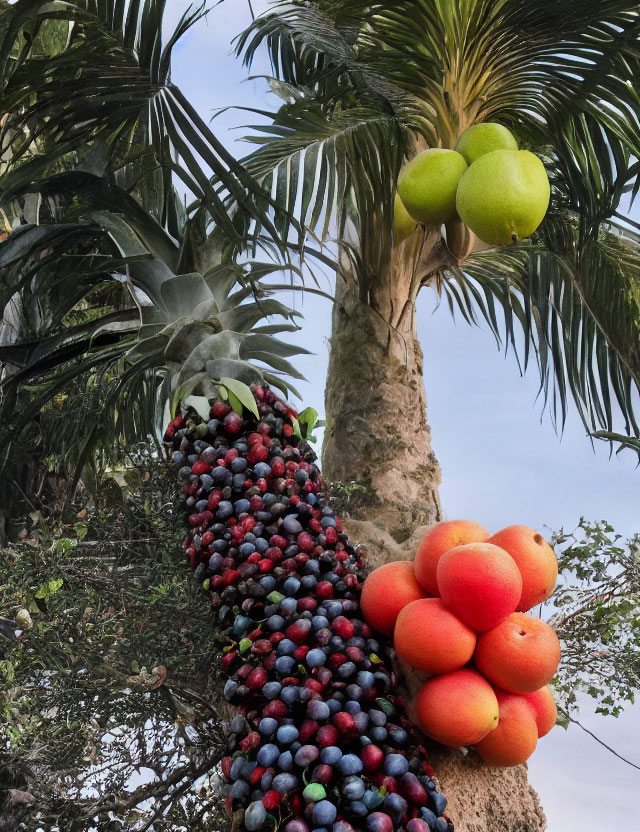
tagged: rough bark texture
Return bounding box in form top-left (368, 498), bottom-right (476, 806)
top-left (342, 521), bottom-right (547, 832)
top-left (322, 235), bottom-right (445, 542)
top-left (427, 749), bottom-right (546, 832)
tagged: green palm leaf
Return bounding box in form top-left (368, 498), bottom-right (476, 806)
top-left (0, 0), bottom-right (290, 246)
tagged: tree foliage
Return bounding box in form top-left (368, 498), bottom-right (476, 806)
top-left (547, 519), bottom-right (640, 719)
top-left (0, 450), bottom-right (229, 831)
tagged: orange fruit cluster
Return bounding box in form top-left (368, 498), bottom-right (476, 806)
top-left (360, 521), bottom-right (560, 767)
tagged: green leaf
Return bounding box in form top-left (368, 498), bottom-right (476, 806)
top-left (182, 395), bottom-right (211, 423)
top-left (220, 378), bottom-right (259, 418)
top-left (227, 389), bottom-right (244, 416)
top-left (34, 578), bottom-right (64, 600)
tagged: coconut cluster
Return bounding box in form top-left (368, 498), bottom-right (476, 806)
top-left (394, 123), bottom-right (550, 248)
top-left (165, 387), bottom-right (453, 832)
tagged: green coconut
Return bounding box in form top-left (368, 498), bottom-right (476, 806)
top-left (456, 149), bottom-right (550, 247)
top-left (455, 123), bottom-right (518, 166)
top-left (397, 148), bottom-right (468, 225)
top-left (394, 193), bottom-right (418, 243)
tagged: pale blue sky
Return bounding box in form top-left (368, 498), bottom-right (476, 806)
top-left (165, 3), bottom-right (639, 829)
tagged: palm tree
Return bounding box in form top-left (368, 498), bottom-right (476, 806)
top-left (0, 0), bottom-right (316, 524)
top-left (235, 0), bottom-right (640, 541)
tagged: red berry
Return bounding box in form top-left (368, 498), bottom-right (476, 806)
top-left (222, 569), bottom-right (240, 586)
top-left (271, 459), bottom-right (285, 477)
top-left (297, 597), bottom-right (317, 613)
top-left (361, 744), bottom-right (384, 773)
top-left (332, 711), bottom-right (357, 737)
top-left (250, 766), bottom-right (266, 785)
top-left (316, 581), bottom-right (333, 599)
top-left (332, 616), bottom-right (355, 640)
top-left (223, 412), bottom-right (243, 434)
top-left (317, 724), bottom-right (339, 747)
top-left (263, 790), bottom-right (281, 810)
top-left (299, 719), bottom-right (319, 742)
top-left (286, 619), bottom-right (312, 645)
top-left (240, 731), bottom-right (260, 752)
top-left (211, 402), bottom-right (231, 419)
top-left (242, 516), bottom-right (257, 532)
top-left (305, 678), bottom-right (322, 694)
top-left (221, 756), bottom-right (233, 780)
top-left (297, 532), bottom-right (314, 553)
top-left (221, 651), bottom-right (238, 671)
top-left (263, 700), bottom-right (288, 720)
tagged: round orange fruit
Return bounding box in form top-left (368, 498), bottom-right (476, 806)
top-left (360, 561), bottom-right (426, 636)
top-left (488, 525), bottom-right (558, 611)
top-left (474, 689), bottom-right (538, 766)
top-left (413, 520), bottom-right (489, 596)
top-left (436, 543), bottom-right (523, 631)
top-left (394, 598), bottom-right (476, 675)
top-left (414, 668), bottom-right (500, 748)
top-left (522, 686), bottom-right (557, 737)
top-left (474, 613), bottom-right (561, 693)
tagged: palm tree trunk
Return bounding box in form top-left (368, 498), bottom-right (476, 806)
top-left (322, 235), bottom-right (445, 543)
top-left (322, 235), bottom-right (548, 832)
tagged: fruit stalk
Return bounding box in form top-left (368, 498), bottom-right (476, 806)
top-left (165, 386), bottom-right (453, 832)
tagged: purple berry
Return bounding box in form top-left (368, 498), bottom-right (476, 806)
top-left (295, 745), bottom-right (320, 767)
top-left (366, 812), bottom-right (393, 832)
top-left (312, 800), bottom-right (337, 826)
top-left (272, 773), bottom-right (299, 794)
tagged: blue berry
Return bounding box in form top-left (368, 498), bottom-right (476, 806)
top-left (277, 724), bottom-right (299, 745)
top-left (272, 773), bottom-right (298, 794)
top-left (384, 754), bottom-right (409, 778)
top-left (306, 648), bottom-right (326, 667)
top-left (337, 754), bottom-right (363, 776)
top-left (320, 746), bottom-right (342, 766)
top-left (257, 743), bottom-right (279, 767)
top-left (312, 800), bottom-right (337, 826)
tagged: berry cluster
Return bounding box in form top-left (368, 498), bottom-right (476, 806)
top-left (165, 386), bottom-right (453, 832)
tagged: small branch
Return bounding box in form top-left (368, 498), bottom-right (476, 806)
top-left (559, 708), bottom-right (640, 771)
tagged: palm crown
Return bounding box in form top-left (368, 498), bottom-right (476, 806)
top-left (236, 0), bottom-right (640, 444)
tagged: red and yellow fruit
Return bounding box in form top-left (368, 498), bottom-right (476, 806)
top-left (394, 598), bottom-right (476, 675)
top-left (413, 520), bottom-right (489, 596)
top-left (414, 668), bottom-right (499, 748)
top-left (360, 561), bottom-right (426, 636)
top-left (488, 525), bottom-right (558, 611)
top-left (474, 689), bottom-right (539, 766)
top-left (436, 542), bottom-right (522, 631)
top-left (522, 686), bottom-right (557, 737)
top-left (474, 612), bottom-right (561, 694)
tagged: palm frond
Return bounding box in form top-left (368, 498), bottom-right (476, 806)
top-left (441, 217), bottom-right (640, 438)
top-left (241, 95), bottom-right (411, 267)
top-left (0, 0), bottom-right (288, 246)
